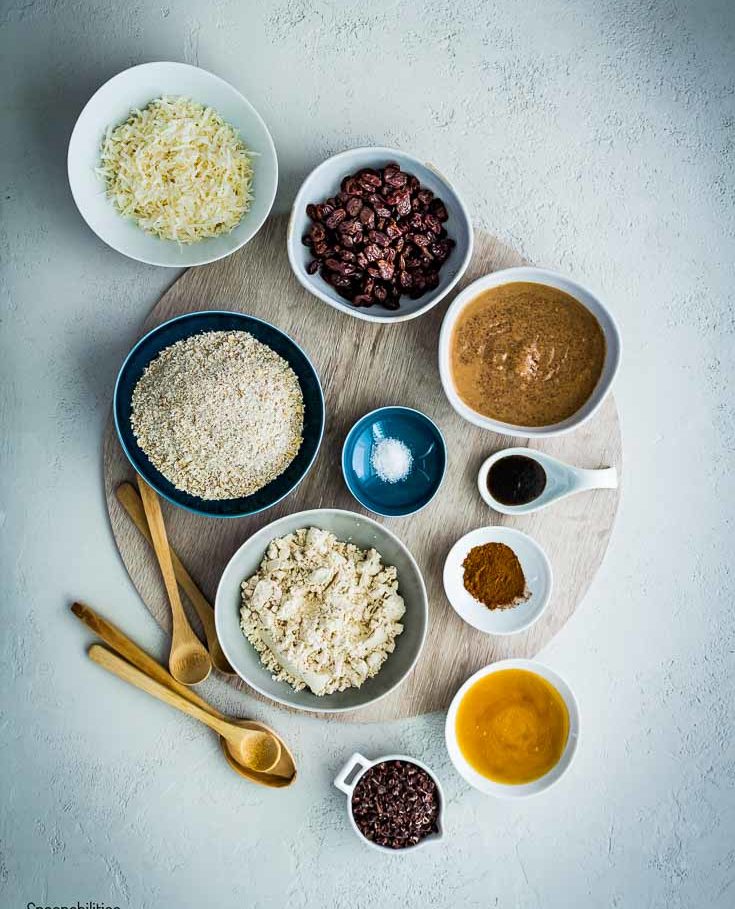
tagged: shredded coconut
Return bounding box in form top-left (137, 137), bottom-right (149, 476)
top-left (371, 437), bottom-right (413, 483)
top-left (97, 96), bottom-right (254, 243)
top-left (240, 527), bottom-right (406, 695)
top-left (130, 331), bottom-right (303, 500)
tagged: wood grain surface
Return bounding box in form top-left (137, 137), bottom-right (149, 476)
top-left (103, 214), bottom-right (622, 722)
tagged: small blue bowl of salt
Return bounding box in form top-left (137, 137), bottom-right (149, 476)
top-left (341, 406), bottom-right (447, 517)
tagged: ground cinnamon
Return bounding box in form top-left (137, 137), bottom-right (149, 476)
top-left (462, 542), bottom-right (528, 610)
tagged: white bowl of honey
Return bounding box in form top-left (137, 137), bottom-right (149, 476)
top-left (445, 659), bottom-right (580, 797)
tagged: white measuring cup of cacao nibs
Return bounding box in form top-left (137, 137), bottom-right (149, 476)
top-left (334, 752), bottom-right (445, 853)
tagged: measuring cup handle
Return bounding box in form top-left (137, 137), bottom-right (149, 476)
top-left (334, 752), bottom-right (369, 795)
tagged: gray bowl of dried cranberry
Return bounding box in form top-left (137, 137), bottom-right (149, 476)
top-left (334, 752), bottom-right (444, 852)
top-left (288, 147), bottom-right (474, 323)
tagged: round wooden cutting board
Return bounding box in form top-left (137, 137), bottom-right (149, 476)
top-left (103, 214), bottom-right (622, 723)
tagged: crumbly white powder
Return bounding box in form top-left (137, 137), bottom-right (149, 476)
top-left (130, 330), bottom-right (304, 500)
top-left (239, 527), bottom-right (406, 695)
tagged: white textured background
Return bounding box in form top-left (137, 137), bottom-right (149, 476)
top-left (2, 1), bottom-right (734, 907)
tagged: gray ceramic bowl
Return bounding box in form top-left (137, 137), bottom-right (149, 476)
top-left (214, 509), bottom-right (428, 712)
top-left (287, 146), bottom-right (474, 323)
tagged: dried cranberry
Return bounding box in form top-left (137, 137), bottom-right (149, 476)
top-left (429, 199), bottom-right (448, 221)
top-left (424, 213), bottom-right (442, 235)
top-left (384, 169), bottom-right (407, 188)
top-left (325, 208), bottom-right (347, 229)
top-left (345, 197), bottom-right (363, 217)
top-left (341, 176), bottom-right (362, 196)
top-left (358, 170), bottom-right (382, 189)
top-left (368, 230), bottom-right (390, 248)
top-left (359, 206), bottom-right (376, 228)
top-left (376, 259), bottom-right (394, 281)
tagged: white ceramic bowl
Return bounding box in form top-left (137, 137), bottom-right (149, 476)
top-left (287, 146), bottom-right (474, 323)
top-left (443, 526), bottom-right (552, 635)
top-left (438, 266), bottom-right (621, 437)
top-left (67, 62), bottom-right (278, 267)
top-left (334, 752), bottom-right (444, 853)
top-left (445, 659), bottom-right (580, 797)
top-left (214, 509), bottom-right (428, 713)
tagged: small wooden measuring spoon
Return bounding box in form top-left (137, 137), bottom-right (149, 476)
top-left (89, 644), bottom-right (281, 772)
top-left (136, 476), bottom-right (212, 686)
top-left (219, 719), bottom-right (296, 783)
top-left (116, 482), bottom-right (234, 675)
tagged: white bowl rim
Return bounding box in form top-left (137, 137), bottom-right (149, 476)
top-left (444, 658), bottom-right (581, 797)
top-left (214, 507), bottom-right (429, 713)
top-left (287, 145), bottom-right (474, 324)
top-left (437, 266), bottom-right (622, 437)
top-left (333, 751), bottom-right (445, 853)
top-left (67, 61), bottom-right (278, 268)
top-left (442, 525), bottom-right (553, 636)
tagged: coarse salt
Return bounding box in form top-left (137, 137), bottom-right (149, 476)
top-left (371, 437), bottom-right (412, 484)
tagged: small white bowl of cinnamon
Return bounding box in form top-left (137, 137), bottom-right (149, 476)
top-left (442, 526), bottom-right (553, 635)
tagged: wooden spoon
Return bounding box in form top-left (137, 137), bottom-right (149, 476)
top-left (116, 482), bottom-right (234, 675)
top-left (218, 719), bottom-right (296, 783)
top-left (71, 602), bottom-right (296, 786)
top-left (89, 643), bottom-right (281, 772)
top-left (136, 476), bottom-right (212, 686)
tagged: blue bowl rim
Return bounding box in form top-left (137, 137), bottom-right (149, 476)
top-left (113, 309), bottom-right (325, 519)
top-left (341, 405), bottom-right (448, 517)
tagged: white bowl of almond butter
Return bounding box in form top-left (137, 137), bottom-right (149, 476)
top-left (438, 267), bottom-right (621, 437)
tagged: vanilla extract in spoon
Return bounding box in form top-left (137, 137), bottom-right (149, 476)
top-left (487, 455), bottom-right (547, 506)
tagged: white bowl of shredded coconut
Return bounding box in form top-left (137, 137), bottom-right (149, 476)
top-left (215, 509), bottom-right (428, 712)
top-left (68, 62), bottom-right (277, 266)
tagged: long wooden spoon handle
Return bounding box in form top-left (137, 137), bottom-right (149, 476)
top-left (116, 483), bottom-right (234, 675)
top-left (135, 478), bottom-right (187, 622)
top-left (89, 643), bottom-right (234, 738)
top-left (71, 602), bottom-right (225, 718)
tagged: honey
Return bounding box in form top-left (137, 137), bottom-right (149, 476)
top-left (455, 669), bottom-right (570, 784)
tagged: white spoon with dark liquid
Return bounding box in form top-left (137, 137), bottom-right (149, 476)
top-left (478, 447), bottom-right (618, 516)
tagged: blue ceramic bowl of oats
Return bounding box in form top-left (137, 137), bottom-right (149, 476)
top-left (114, 310), bottom-right (324, 518)
top-left (342, 406), bottom-right (447, 517)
